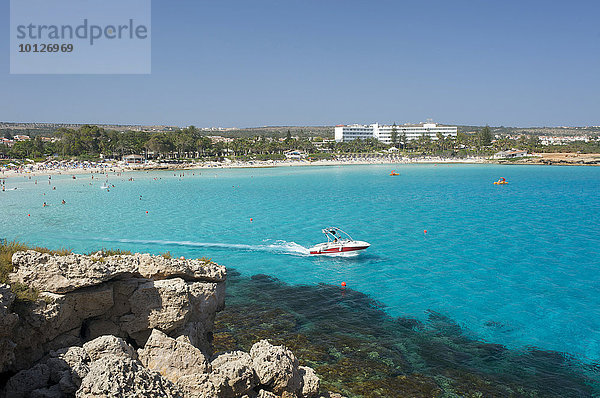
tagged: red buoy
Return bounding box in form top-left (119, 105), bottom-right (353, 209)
top-left (28, 214), bottom-right (30, 217)
top-left (341, 281), bottom-right (346, 287)
top-left (250, 218), bottom-right (253, 222)
top-left (146, 211), bottom-right (148, 214)
top-left (424, 230), bottom-right (427, 234)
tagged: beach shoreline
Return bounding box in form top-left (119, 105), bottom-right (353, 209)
top-left (1, 153), bottom-right (599, 179)
top-left (0, 157), bottom-right (486, 179)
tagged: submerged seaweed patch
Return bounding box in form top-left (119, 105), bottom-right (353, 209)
top-left (213, 269), bottom-right (598, 398)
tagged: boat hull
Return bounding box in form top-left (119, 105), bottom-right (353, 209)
top-left (309, 241), bottom-right (370, 255)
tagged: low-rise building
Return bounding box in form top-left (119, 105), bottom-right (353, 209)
top-left (208, 136), bottom-right (234, 144)
top-left (285, 151), bottom-right (307, 160)
top-left (123, 154), bottom-right (145, 163)
top-left (0, 138), bottom-right (15, 147)
top-left (539, 135), bottom-right (591, 145)
top-left (493, 150), bottom-right (528, 159)
top-left (312, 139), bottom-right (335, 152)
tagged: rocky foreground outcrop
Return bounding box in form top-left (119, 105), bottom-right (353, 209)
top-left (0, 250), bottom-right (327, 398)
top-left (3, 333), bottom-right (320, 398)
top-left (3, 250), bottom-right (226, 372)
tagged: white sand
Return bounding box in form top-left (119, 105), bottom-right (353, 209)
top-left (0, 156), bottom-right (488, 179)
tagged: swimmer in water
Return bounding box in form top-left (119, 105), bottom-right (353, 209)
top-left (62, 200), bottom-right (66, 205)
top-left (43, 202), bottom-right (47, 207)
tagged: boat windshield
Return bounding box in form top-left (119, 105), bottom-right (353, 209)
top-left (321, 227), bottom-right (354, 242)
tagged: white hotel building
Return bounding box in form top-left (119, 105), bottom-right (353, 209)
top-left (335, 123), bottom-right (458, 144)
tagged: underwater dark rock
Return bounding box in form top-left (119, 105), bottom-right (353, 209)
top-left (213, 270), bottom-right (598, 398)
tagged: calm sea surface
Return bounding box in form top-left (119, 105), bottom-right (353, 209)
top-left (2, 164), bottom-right (600, 366)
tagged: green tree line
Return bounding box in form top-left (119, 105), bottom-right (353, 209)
top-left (1, 125), bottom-right (599, 160)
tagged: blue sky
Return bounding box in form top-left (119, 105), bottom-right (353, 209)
top-left (1, 0), bottom-right (599, 127)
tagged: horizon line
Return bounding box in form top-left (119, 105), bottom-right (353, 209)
top-left (2, 120), bottom-right (600, 130)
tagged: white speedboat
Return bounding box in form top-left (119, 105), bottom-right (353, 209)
top-left (309, 227), bottom-right (370, 255)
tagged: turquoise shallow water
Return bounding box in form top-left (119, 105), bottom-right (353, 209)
top-left (2, 164), bottom-right (600, 364)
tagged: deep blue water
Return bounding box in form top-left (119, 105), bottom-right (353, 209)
top-left (2, 164), bottom-right (600, 365)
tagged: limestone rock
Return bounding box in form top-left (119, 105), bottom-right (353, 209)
top-left (0, 337), bottom-right (17, 375)
top-left (325, 393), bottom-right (347, 398)
top-left (299, 366), bottom-right (320, 398)
top-left (210, 351), bottom-right (257, 398)
top-left (122, 278), bottom-right (191, 342)
top-left (172, 321), bottom-right (211, 354)
top-left (0, 284), bottom-right (18, 373)
top-left (83, 335), bottom-right (136, 361)
top-left (4, 363), bottom-right (51, 398)
top-left (6, 279), bottom-right (224, 373)
top-left (6, 250), bottom-right (226, 373)
top-left (2, 333), bottom-right (321, 398)
top-left (250, 340), bottom-right (302, 394)
top-left (187, 282), bottom-right (226, 322)
top-left (137, 254), bottom-right (226, 282)
top-left (138, 329), bottom-right (209, 384)
top-left (109, 279), bottom-right (140, 317)
top-left (0, 283), bottom-right (15, 310)
top-left (47, 346), bottom-right (90, 393)
top-left (8, 284), bottom-right (114, 371)
top-left (176, 373), bottom-right (217, 398)
top-left (85, 319), bottom-right (120, 340)
top-left (10, 251), bottom-right (137, 294)
top-left (30, 384), bottom-right (63, 398)
top-left (76, 355), bottom-right (183, 398)
top-left (10, 250), bottom-right (226, 294)
top-left (256, 390), bottom-right (278, 398)
top-left (59, 346), bottom-right (90, 372)
top-left (2, 250), bottom-right (321, 398)
top-left (17, 284), bottom-right (113, 339)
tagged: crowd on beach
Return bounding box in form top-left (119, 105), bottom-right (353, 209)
top-left (1, 159), bottom-right (114, 176)
top-left (0, 155), bottom-right (489, 180)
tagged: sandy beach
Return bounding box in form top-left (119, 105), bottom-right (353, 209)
top-left (1, 153), bottom-right (598, 180)
top-left (0, 156), bottom-right (488, 179)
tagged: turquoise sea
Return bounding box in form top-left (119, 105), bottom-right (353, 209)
top-left (2, 164), bottom-right (600, 394)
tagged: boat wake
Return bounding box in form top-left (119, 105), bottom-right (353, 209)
top-left (100, 238), bottom-right (312, 257)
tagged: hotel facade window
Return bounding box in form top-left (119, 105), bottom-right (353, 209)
top-left (335, 123), bottom-right (458, 144)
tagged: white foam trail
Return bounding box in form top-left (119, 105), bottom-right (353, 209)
top-left (100, 238), bottom-right (311, 257)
